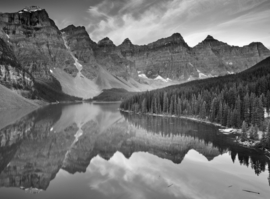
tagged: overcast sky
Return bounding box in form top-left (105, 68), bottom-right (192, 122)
top-left (1, 0), bottom-right (270, 47)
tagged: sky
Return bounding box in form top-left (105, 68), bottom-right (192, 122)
top-left (1, 0), bottom-right (270, 47)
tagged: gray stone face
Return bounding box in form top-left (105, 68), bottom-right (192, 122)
top-left (63, 25), bottom-right (270, 81)
top-left (1, 7), bottom-right (270, 95)
top-left (0, 9), bottom-right (77, 81)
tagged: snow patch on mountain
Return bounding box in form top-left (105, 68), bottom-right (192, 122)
top-left (19, 6), bottom-right (42, 13)
top-left (48, 35), bottom-right (101, 99)
top-left (138, 73), bottom-right (148, 79)
top-left (197, 69), bottom-right (209, 79)
top-left (187, 75), bottom-right (194, 81)
top-left (226, 61), bottom-right (233, 65)
top-left (138, 71), bottom-right (171, 83)
top-left (264, 108), bottom-right (270, 118)
top-left (154, 75), bottom-right (170, 82)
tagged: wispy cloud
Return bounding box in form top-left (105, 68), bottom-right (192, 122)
top-left (85, 0), bottom-right (270, 47)
top-left (55, 18), bottom-right (73, 30)
top-left (84, 150), bottom-right (266, 199)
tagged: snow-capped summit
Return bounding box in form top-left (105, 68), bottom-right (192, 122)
top-left (18, 6), bottom-right (42, 13)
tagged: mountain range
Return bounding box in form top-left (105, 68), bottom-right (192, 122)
top-left (0, 7), bottom-right (270, 101)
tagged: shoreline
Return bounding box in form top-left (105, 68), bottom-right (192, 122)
top-left (119, 109), bottom-right (270, 155)
top-left (119, 109), bottom-right (225, 127)
top-left (92, 101), bottom-right (122, 104)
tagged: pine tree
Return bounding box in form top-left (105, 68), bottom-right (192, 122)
top-left (258, 96), bottom-right (265, 128)
top-left (266, 91), bottom-right (270, 113)
top-left (253, 125), bottom-right (259, 140)
top-left (236, 96), bottom-right (241, 127)
top-left (242, 121), bottom-right (248, 133)
top-left (163, 93), bottom-right (168, 113)
top-left (227, 109), bottom-right (231, 127)
top-left (217, 101), bottom-right (223, 123)
top-left (177, 98), bottom-right (182, 116)
top-left (222, 104), bottom-right (228, 126)
top-left (210, 98), bottom-right (216, 122)
top-left (200, 101), bottom-right (206, 119)
top-left (267, 121), bottom-right (270, 148)
top-left (169, 96), bottom-right (174, 115)
top-left (241, 130), bottom-right (248, 142)
top-left (142, 99), bottom-right (147, 113)
top-left (241, 121), bottom-right (248, 142)
top-left (244, 93), bottom-right (250, 123)
top-left (261, 132), bottom-right (267, 148)
top-left (248, 124), bottom-right (255, 139)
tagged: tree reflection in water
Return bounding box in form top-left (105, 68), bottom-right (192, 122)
top-left (0, 103), bottom-right (269, 194)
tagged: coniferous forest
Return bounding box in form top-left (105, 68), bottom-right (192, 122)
top-left (120, 57), bottom-right (270, 148)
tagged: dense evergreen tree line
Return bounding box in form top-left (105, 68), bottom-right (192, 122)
top-left (120, 57), bottom-right (270, 147)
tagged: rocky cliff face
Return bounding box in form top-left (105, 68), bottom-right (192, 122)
top-left (115, 34), bottom-right (270, 80)
top-left (0, 38), bottom-right (34, 97)
top-left (118, 33), bottom-right (195, 80)
top-left (192, 35), bottom-right (270, 76)
top-left (1, 7), bottom-right (270, 100)
top-left (61, 24), bottom-right (270, 82)
top-left (61, 25), bottom-right (98, 79)
top-left (62, 26), bottom-right (136, 80)
top-left (0, 9), bottom-right (76, 81)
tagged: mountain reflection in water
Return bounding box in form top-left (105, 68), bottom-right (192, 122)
top-left (0, 103), bottom-right (269, 199)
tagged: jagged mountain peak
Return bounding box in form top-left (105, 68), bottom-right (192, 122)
top-left (205, 35), bottom-right (215, 40)
top-left (171, 32), bottom-right (183, 38)
top-left (118, 38), bottom-right (133, 49)
top-left (18, 6), bottom-right (43, 13)
top-left (100, 37), bottom-right (112, 41)
top-left (61, 24), bottom-right (76, 31)
top-left (2, 7), bottom-right (57, 30)
top-left (248, 41), bottom-right (264, 47)
top-left (194, 35), bottom-right (227, 48)
top-left (122, 38), bottom-right (132, 44)
top-left (202, 35), bottom-right (221, 43)
top-left (61, 25), bottom-right (86, 32)
top-left (98, 37), bottom-right (115, 46)
top-left (147, 32), bottom-right (188, 49)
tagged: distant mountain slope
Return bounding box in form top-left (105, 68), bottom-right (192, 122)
top-left (121, 56), bottom-right (270, 130)
top-left (62, 24), bottom-right (270, 83)
top-left (94, 66), bottom-right (140, 92)
top-left (0, 37), bottom-right (84, 102)
top-left (1, 7), bottom-right (269, 101)
top-left (0, 8), bottom-right (77, 80)
top-left (0, 84), bottom-right (38, 110)
top-left (0, 38), bottom-right (35, 97)
top-left (117, 34), bottom-right (270, 81)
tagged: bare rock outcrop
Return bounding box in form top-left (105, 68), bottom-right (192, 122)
top-left (0, 8), bottom-right (76, 80)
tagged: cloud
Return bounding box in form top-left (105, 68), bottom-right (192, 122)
top-left (84, 150), bottom-right (268, 199)
top-left (55, 18), bottom-right (73, 30)
top-left (85, 0), bottom-right (270, 47)
top-left (86, 151), bottom-right (203, 199)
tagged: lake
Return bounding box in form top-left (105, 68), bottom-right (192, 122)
top-left (0, 103), bottom-right (269, 199)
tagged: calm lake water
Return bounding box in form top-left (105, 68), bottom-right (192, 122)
top-left (0, 103), bottom-right (269, 199)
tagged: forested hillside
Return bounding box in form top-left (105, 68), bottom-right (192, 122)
top-left (120, 57), bottom-right (270, 133)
